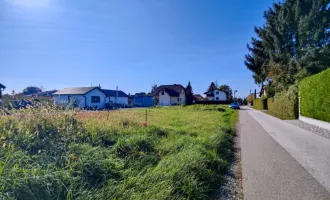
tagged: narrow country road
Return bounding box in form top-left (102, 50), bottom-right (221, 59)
top-left (239, 107), bottom-right (330, 200)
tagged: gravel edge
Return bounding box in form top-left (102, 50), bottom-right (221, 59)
top-left (215, 123), bottom-right (243, 200)
top-left (285, 120), bottom-right (330, 139)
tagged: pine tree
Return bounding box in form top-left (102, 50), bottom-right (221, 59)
top-left (206, 82), bottom-right (216, 92)
top-left (245, 0), bottom-right (330, 92)
top-left (185, 81), bottom-right (194, 105)
top-left (151, 84), bottom-right (158, 94)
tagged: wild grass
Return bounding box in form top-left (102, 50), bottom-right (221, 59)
top-left (0, 105), bottom-right (237, 200)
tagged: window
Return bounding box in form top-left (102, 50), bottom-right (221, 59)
top-left (91, 96), bottom-right (100, 103)
top-left (177, 97), bottom-right (181, 102)
top-left (216, 92), bottom-right (219, 94)
top-left (216, 97), bottom-right (219, 100)
top-left (161, 91), bottom-right (164, 95)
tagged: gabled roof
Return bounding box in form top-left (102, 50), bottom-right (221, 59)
top-left (54, 87), bottom-right (100, 95)
top-left (203, 89), bottom-right (222, 94)
top-left (102, 89), bottom-right (128, 97)
top-left (0, 83), bottom-right (6, 89)
top-left (154, 84), bottom-right (185, 97)
top-left (193, 94), bottom-right (205, 101)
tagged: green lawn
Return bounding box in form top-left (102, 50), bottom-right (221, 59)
top-left (0, 105), bottom-right (237, 199)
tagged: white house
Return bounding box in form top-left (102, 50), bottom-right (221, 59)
top-left (102, 89), bottom-right (129, 105)
top-left (153, 84), bottom-right (186, 106)
top-left (53, 87), bottom-right (129, 109)
top-left (204, 89), bottom-right (227, 101)
top-left (53, 87), bottom-right (107, 109)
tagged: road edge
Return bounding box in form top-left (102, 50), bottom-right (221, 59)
top-left (235, 112), bottom-right (244, 200)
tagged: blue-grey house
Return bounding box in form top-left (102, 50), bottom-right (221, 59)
top-left (0, 83), bottom-right (6, 102)
top-left (133, 95), bottom-right (153, 107)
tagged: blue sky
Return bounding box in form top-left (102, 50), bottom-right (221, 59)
top-left (0, 0), bottom-right (274, 97)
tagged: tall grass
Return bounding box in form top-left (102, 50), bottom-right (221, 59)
top-left (0, 105), bottom-right (237, 199)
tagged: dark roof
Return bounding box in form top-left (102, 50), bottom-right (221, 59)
top-left (54, 87), bottom-right (99, 95)
top-left (203, 89), bottom-right (221, 94)
top-left (133, 92), bottom-right (152, 97)
top-left (153, 84), bottom-right (185, 97)
top-left (193, 94), bottom-right (205, 101)
top-left (0, 83), bottom-right (6, 89)
top-left (25, 90), bottom-right (58, 97)
top-left (102, 89), bottom-right (128, 97)
top-left (134, 95), bottom-right (153, 99)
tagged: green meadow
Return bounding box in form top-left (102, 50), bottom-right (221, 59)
top-left (0, 105), bottom-right (237, 200)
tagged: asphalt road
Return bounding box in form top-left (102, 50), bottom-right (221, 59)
top-left (239, 107), bottom-right (330, 200)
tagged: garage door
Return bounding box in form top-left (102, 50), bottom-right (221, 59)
top-left (162, 100), bottom-right (169, 106)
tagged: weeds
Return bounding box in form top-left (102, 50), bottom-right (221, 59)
top-left (0, 105), bottom-right (237, 199)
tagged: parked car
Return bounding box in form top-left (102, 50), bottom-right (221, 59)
top-left (229, 102), bottom-right (240, 109)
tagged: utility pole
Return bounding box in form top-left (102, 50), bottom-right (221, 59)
top-left (116, 86), bottom-right (118, 104)
top-left (234, 90), bottom-right (238, 99)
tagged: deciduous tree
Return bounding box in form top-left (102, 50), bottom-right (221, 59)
top-left (22, 86), bottom-right (42, 95)
top-left (218, 84), bottom-right (233, 100)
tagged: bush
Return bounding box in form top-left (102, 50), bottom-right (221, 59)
top-left (267, 85), bottom-right (298, 119)
top-left (253, 99), bottom-right (267, 110)
top-left (299, 69), bottom-right (330, 122)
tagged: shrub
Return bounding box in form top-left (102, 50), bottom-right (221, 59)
top-left (253, 99), bottom-right (267, 110)
top-left (267, 85), bottom-right (298, 119)
top-left (299, 69), bottom-right (330, 122)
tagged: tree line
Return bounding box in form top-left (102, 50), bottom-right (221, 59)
top-left (245, 0), bottom-right (330, 96)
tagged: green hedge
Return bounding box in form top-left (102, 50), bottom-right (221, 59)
top-left (266, 85), bottom-right (298, 120)
top-left (253, 99), bottom-right (267, 110)
top-left (267, 98), bottom-right (274, 111)
top-left (299, 69), bottom-right (330, 122)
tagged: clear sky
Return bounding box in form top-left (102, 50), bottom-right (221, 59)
top-left (0, 0), bottom-right (274, 97)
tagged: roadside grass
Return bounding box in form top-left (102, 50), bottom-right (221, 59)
top-left (0, 105), bottom-right (237, 199)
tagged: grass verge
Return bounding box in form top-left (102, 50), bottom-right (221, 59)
top-left (0, 105), bottom-right (237, 199)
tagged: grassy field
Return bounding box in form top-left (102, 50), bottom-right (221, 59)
top-left (0, 105), bottom-right (237, 200)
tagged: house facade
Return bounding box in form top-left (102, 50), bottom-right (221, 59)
top-left (154, 84), bottom-right (186, 106)
top-left (204, 89), bottom-right (227, 101)
top-left (53, 87), bottom-right (107, 109)
top-left (133, 95), bottom-right (153, 107)
top-left (102, 89), bottom-right (129, 105)
top-left (53, 87), bottom-right (129, 109)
